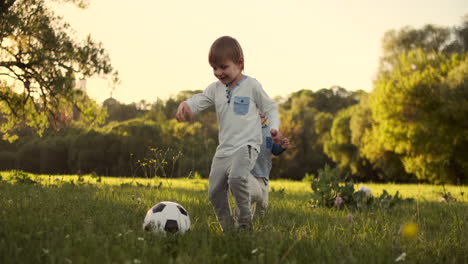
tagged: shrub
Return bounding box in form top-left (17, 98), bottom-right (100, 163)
top-left (310, 165), bottom-right (413, 209)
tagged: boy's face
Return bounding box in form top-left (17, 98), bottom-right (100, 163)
top-left (211, 58), bottom-right (243, 87)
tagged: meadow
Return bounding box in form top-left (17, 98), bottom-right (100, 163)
top-left (0, 171), bottom-right (467, 264)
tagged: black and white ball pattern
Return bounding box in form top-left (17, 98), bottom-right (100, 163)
top-left (143, 201), bottom-right (191, 235)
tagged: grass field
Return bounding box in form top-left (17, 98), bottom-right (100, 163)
top-left (1, 171), bottom-right (467, 263)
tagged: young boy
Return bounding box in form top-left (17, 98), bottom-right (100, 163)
top-left (244, 113), bottom-right (290, 218)
top-left (175, 36), bottom-right (282, 232)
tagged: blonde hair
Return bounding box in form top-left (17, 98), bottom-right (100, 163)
top-left (208, 36), bottom-right (244, 69)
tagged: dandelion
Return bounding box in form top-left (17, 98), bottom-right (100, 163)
top-left (137, 237), bottom-right (144, 241)
top-left (251, 248), bottom-right (258, 254)
top-left (395, 252), bottom-right (406, 262)
top-left (401, 222), bottom-right (418, 239)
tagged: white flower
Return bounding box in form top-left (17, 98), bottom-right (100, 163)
top-left (395, 252), bottom-right (406, 262)
top-left (137, 237), bottom-right (144, 241)
top-left (359, 186), bottom-right (372, 197)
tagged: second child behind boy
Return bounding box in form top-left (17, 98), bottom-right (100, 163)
top-left (248, 113), bottom-right (290, 217)
top-left (176, 36), bottom-right (281, 232)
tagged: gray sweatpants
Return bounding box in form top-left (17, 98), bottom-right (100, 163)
top-left (249, 176), bottom-right (269, 217)
top-left (208, 145), bottom-right (258, 232)
top-left (235, 175), bottom-right (269, 220)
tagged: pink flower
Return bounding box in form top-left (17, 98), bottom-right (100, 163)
top-left (334, 196), bottom-right (343, 206)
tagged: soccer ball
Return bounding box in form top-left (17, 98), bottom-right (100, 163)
top-left (143, 201), bottom-right (191, 235)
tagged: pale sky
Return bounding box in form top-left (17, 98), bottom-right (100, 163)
top-left (53, 0), bottom-right (467, 104)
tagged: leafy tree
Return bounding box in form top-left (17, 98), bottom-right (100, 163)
top-left (102, 97), bottom-right (145, 123)
top-left (324, 106), bottom-right (371, 181)
top-left (275, 87), bottom-right (359, 180)
top-left (379, 16), bottom-right (468, 75)
top-left (276, 90), bottom-right (322, 180)
top-left (371, 49), bottom-right (467, 183)
top-left (350, 96), bottom-right (413, 182)
top-left (365, 17), bottom-right (468, 183)
top-left (0, 0), bottom-right (117, 141)
top-left (324, 97), bottom-right (414, 182)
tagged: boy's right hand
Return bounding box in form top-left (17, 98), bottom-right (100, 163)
top-left (176, 101), bottom-right (194, 122)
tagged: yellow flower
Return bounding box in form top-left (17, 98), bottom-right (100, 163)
top-left (401, 222), bottom-right (418, 238)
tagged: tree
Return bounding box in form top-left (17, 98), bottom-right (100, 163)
top-left (367, 17), bottom-right (468, 183)
top-left (0, 0), bottom-right (118, 141)
top-left (379, 16), bottom-right (468, 75)
top-left (324, 106), bottom-right (368, 180)
top-left (274, 88), bottom-right (360, 180)
top-left (329, 95), bottom-right (414, 182)
top-left (102, 98), bottom-right (144, 123)
top-left (371, 49), bottom-right (467, 183)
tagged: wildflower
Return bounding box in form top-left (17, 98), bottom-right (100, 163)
top-left (134, 259), bottom-right (142, 264)
top-left (137, 237), bottom-right (144, 241)
top-left (251, 248), bottom-right (258, 254)
top-left (334, 196), bottom-right (343, 207)
top-left (439, 193), bottom-right (456, 202)
top-left (359, 186), bottom-right (372, 197)
top-left (395, 252), bottom-right (406, 262)
top-left (401, 222), bottom-right (418, 238)
top-left (42, 248), bottom-right (50, 255)
top-left (346, 213), bottom-right (353, 222)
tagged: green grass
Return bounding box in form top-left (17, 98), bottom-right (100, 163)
top-left (0, 172), bottom-right (467, 264)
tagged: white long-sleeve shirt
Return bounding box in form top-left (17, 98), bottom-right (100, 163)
top-left (186, 76), bottom-right (279, 158)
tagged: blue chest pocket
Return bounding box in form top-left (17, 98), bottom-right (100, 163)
top-left (265, 137), bottom-right (273, 149)
top-left (233, 96), bottom-right (250, 115)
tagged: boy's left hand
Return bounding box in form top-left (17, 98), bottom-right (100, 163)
top-left (270, 129), bottom-right (282, 144)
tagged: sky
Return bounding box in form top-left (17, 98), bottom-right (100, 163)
top-left (53, 0), bottom-right (468, 104)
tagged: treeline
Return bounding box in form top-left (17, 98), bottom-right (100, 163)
top-left (1, 19), bottom-right (467, 184)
